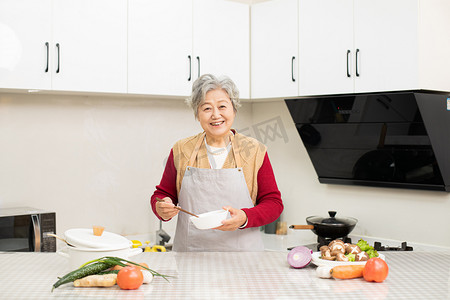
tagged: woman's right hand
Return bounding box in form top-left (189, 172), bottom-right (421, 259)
top-left (155, 197), bottom-right (179, 220)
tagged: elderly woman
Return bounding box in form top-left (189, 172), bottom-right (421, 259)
top-left (151, 74), bottom-right (283, 252)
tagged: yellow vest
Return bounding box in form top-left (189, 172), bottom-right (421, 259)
top-left (172, 131), bottom-right (267, 205)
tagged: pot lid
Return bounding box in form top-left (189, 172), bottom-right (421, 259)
top-left (64, 228), bottom-right (131, 249)
top-left (307, 211), bottom-right (357, 227)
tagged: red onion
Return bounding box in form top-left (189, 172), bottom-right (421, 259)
top-left (287, 246), bottom-right (313, 268)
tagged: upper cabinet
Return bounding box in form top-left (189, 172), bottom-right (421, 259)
top-left (0, 0), bottom-right (127, 93)
top-left (2, 0), bottom-right (448, 98)
top-left (298, 0), bottom-right (354, 96)
top-left (251, 0), bottom-right (298, 99)
top-left (193, 0), bottom-right (250, 98)
top-left (128, 0), bottom-right (250, 98)
top-left (52, 0), bottom-right (127, 93)
top-left (0, 0), bottom-right (52, 90)
top-left (352, 0), bottom-right (419, 93)
top-left (128, 0), bottom-right (193, 97)
top-left (298, 0), bottom-right (450, 96)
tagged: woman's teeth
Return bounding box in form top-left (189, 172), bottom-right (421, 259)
top-left (211, 121), bottom-right (224, 126)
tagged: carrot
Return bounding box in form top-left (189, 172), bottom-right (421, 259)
top-left (73, 274), bottom-right (117, 287)
top-left (135, 262), bottom-right (149, 270)
top-left (331, 265), bottom-right (365, 279)
top-left (112, 262), bottom-right (148, 271)
top-left (111, 265), bottom-right (124, 271)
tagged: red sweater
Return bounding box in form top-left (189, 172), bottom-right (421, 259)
top-left (150, 149), bottom-right (283, 228)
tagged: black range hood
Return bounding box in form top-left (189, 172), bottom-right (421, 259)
top-left (285, 90), bottom-right (450, 192)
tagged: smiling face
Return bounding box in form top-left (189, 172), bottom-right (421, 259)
top-left (197, 88), bottom-right (236, 147)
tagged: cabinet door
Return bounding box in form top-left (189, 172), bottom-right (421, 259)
top-left (128, 0), bottom-right (193, 96)
top-left (193, 0), bottom-right (250, 98)
top-left (0, 0), bottom-right (52, 90)
top-left (354, 0), bottom-right (419, 93)
top-left (251, 0), bottom-right (298, 99)
top-left (52, 0), bottom-right (127, 93)
top-left (298, 0), bottom-right (354, 96)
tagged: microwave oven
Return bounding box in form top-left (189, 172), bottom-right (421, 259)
top-left (0, 207), bottom-right (56, 252)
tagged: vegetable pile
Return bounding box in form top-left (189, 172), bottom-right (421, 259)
top-left (320, 239), bottom-right (379, 262)
top-left (52, 256), bottom-right (170, 291)
top-left (316, 257), bottom-right (389, 282)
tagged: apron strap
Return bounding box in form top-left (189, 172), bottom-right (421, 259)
top-left (188, 132), bottom-right (206, 167)
top-left (229, 133), bottom-right (242, 169)
top-left (187, 131), bottom-right (242, 168)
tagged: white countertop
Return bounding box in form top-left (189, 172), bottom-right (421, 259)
top-left (1, 250), bottom-right (449, 299)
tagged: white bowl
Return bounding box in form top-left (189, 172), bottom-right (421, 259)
top-left (190, 209), bottom-right (230, 230)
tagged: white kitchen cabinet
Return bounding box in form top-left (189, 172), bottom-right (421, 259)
top-left (298, 0), bottom-right (354, 96)
top-left (128, 0), bottom-right (193, 97)
top-left (193, 0), bottom-right (250, 98)
top-left (251, 0), bottom-right (298, 99)
top-left (0, 0), bottom-right (52, 90)
top-left (128, 0), bottom-right (249, 98)
top-left (352, 0), bottom-right (418, 93)
top-left (0, 0), bottom-right (127, 93)
top-left (298, 0), bottom-right (450, 96)
top-left (52, 0), bottom-right (127, 93)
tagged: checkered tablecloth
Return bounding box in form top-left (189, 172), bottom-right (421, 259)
top-left (0, 251), bottom-right (449, 299)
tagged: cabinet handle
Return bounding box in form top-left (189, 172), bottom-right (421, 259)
top-left (346, 50), bottom-right (351, 77)
top-left (355, 48), bottom-right (360, 77)
top-left (291, 56), bottom-right (296, 82)
top-left (56, 43), bottom-right (60, 73)
top-left (45, 42), bottom-right (49, 73)
top-left (188, 55), bottom-right (192, 81)
top-left (196, 56), bottom-right (200, 78)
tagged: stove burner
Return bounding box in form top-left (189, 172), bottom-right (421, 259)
top-left (317, 236), bottom-right (352, 251)
top-left (374, 241), bottom-right (413, 251)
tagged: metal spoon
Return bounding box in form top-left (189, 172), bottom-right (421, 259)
top-left (46, 233), bottom-right (75, 247)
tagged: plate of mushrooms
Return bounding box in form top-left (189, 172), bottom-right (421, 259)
top-left (311, 239), bottom-right (385, 267)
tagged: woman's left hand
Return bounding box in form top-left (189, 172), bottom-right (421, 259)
top-left (214, 206), bottom-right (247, 231)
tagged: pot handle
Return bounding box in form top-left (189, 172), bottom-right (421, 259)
top-left (56, 247), bottom-right (70, 259)
top-left (128, 247), bottom-right (143, 257)
top-left (289, 225), bottom-right (314, 230)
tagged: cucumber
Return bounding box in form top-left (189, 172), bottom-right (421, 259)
top-left (52, 261), bottom-right (115, 291)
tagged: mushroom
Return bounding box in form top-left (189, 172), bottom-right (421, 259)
top-left (320, 245), bottom-right (330, 254)
top-left (330, 242), bottom-right (346, 254)
top-left (355, 251), bottom-right (370, 261)
top-left (321, 255), bottom-right (336, 261)
top-left (345, 244), bottom-right (362, 255)
top-left (335, 252), bottom-right (349, 261)
top-left (320, 245), bottom-right (336, 260)
top-left (328, 239), bottom-right (344, 248)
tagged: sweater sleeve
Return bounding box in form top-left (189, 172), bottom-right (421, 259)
top-left (150, 149), bottom-right (178, 221)
top-left (241, 152), bottom-right (283, 228)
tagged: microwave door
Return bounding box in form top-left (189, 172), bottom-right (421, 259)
top-left (30, 214), bottom-right (41, 252)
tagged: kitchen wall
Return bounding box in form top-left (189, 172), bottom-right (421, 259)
top-left (0, 92), bottom-right (254, 242)
top-left (252, 100), bottom-right (450, 248)
top-left (1, 93), bottom-right (449, 248)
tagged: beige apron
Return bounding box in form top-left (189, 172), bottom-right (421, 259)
top-left (173, 132), bottom-right (264, 252)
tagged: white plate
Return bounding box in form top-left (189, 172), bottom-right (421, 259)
top-left (310, 251), bottom-right (385, 267)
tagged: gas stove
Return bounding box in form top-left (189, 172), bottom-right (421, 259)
top-left (301, 236), bottom-right (414, 252)
top-left (374, 241), bottom-right (413, 251)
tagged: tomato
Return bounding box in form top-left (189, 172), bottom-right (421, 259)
top-left (117, 266), bottom-right (144, 290)
top-left (363, 257), bottom-right (389, 282)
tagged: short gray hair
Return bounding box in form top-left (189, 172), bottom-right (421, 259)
top-left (186, 74), bottom-right (241, 119)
